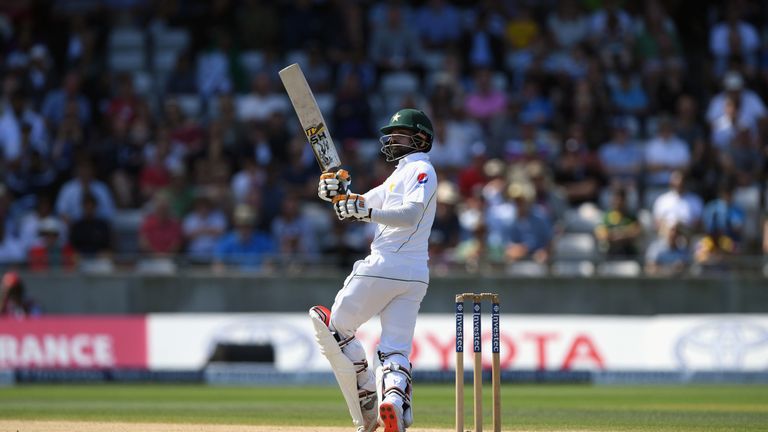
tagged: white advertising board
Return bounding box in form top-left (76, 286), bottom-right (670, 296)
top-left (148, 314), bottom-right (768, 372)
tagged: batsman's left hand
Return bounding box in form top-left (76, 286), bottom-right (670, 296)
top-left (333, 193), bottom-right (371, 222)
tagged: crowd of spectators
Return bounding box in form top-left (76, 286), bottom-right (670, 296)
top-left (0, 0), bottom-right (768, 277)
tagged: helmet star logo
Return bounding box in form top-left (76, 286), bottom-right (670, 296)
top-left (391, 112), bottom-right (401, 122)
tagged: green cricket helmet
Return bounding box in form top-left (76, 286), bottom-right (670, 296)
top-left (379, 108), bottom-right (434, 161)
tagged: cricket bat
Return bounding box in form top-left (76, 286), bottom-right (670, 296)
top-left (279, 63), bottom-right (342, 174)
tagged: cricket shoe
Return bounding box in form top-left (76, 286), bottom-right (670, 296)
top-left (361, 390), bottom-right (379, 432)
top-left (378, 400), bottom-right (404, 432)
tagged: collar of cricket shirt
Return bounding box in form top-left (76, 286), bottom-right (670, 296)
top-left (396, 152), bottom-right (430, 169)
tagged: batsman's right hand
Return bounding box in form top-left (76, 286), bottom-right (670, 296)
top-left (318, 169), bottom-right (351, 202)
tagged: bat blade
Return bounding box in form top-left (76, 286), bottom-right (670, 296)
top-left (279, 63), bottom-right (341, 173)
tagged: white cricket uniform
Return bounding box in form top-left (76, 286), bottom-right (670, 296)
top-left (330, 152), bottom-right (437, 358)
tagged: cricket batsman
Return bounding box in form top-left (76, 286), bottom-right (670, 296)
top-left (310, 109), bottom-right (437, 432)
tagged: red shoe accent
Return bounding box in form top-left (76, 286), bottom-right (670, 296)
top-left (379, 401), bottom-right (402, 432)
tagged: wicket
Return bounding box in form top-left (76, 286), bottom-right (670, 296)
top-left (455, 292), bottom-right (501, 432)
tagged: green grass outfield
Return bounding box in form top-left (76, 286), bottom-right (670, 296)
top-left (1, 384), bottom-right (767, 431)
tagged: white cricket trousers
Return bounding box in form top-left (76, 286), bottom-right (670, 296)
top-left (330, 252), bottom-right (428, 357)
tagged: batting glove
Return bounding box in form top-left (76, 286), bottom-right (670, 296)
top-left (318, 169), bottom-right (351, 202)
top-left (333, 193), bottom-right (371, 222)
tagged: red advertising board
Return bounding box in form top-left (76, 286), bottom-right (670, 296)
top-left (0, 316), bottom-right (147, 369)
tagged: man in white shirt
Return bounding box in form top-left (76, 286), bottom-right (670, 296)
top-left (706, 71), bottom-right (766, 132)
top-left (644, 117), bottom-right (690, 187)
top-left (310, 109), bottom-right (437, 432)
top-left (652, 170), bottom-right (703, 231)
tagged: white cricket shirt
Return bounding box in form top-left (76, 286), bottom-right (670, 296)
top-left (363, 152), bottom-right (437, 263)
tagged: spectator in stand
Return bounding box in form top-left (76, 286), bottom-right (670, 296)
top-left (236, 71), bottom-right (289, 123)
top-left (609, 70), bottom-right (649, 120)
top-left (709, 6), bottom-right (760, 78)
top-left (505, 183), bottom-right (552, 265)
top-left (518, 79), bottom-right (555, 128)
top-left (429, 116), bottom-right (475, 172)
top-left (674, 95), bottom-right (713, 199)
top-left (161, 164), bottom-right (195, 219)
top-left (27, 217), bottom-right (76, 272)
top-left (588, 0), bottom-right (634, 69)
top-left (460, 8), bottom-right (505, 73)
top-left (4, 121), bottom-right (57, 201)
top-left (711, 93), bottom-right (755, 151)
top-left (547, 0), bottom-right (589, 49)
top-left (414, 0), bottom-right (462, 50)
top-left (24, 44), bottom-right (54, 109)
top-left (213, 203), bottom-right (275, 272)
top-left (163, 98), bottom-right (205, 157)
top-left (196, 28), bottom-right (237, 97)
top-left (652, 170), bottom-right (703, 232)
top-left (595, 187), bottom-right (641, 259)
top-left (706, 71), bottom-right (766, 136)
top-left (271, 194), bottom-right (316, 265)
top-left (182, 191), bottom-right (227, 262)
top-left (464, 68), bottom-right (507, 126)
top-left (369, 5), bottom-right (424, 78)
top-left (719, 128), bottom-right (763, 188)
top-left (332, 72), bottom-right (372, 143)
top-left (0, 87), bottom-right (49, 163)
top-left (635, 0), bottom-right (682, 81)
top-left (165, 51), bottom-right (198, 95)
top-left (55, 159), bottom-right (116, 224)
top-left (231, 158), bottom-right (266, 205)
top-left (453, 221), bottom-right (504, 273)
top-left (0, 213), bottom-right (24, 266)
top-left (457, 143), bottom-right (488, 198)
top-left (553, 124), bottom-right (603, 206)
top-left (504, 120), bottom-right (557, 164)
top-left (105, 73), bottom-right (140, 129)
top-left (0, 271), bottom-right (40, 317)
top-left (598, 118), bottom-right (643, 191)
top-left (69, 193), bottom-right (112, 257)
top-left (139, 191), bottom-right (183, 257)
top-left (527, 161), bottom-right (568, 226)
top-left (645, 221), bottom-right (691, 276)
top-left (19, 195), bottom-right (66, 252)
top-left (644, 116), bottom-right (690, 188)
top-left (694, 180), bottom-right (744, 269)
top-left (505, 6), bottom-right (539, 51)
top-left (40, 70), bottom-right (91, 128)
top-left (50, 99), bottom-right (83, 180)
top-left (302, 43), bottom-right (333, 93)
top-left (430, 181), bottom-right (461, 265)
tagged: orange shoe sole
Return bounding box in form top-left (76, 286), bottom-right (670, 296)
top-left (379, 402), bottom-right (402, 432)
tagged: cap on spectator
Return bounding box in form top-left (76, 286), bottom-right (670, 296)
top-left (234, 204), bottom-right (256, 226)
top-left (508, 182), bottom-right (534, 202)
top-left (723, 71), bottom-right (744, 91)
top-left (436, 181), bottom-right (459, 205)
top-left (37, 217), bottom-right (60, 235)
top-left (483, 159), bottom-right (505, 178)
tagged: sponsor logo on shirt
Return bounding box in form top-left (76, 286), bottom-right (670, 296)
top-left (417, 173), bottom-right (428, 184)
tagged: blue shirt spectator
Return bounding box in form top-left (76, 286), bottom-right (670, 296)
top-left (415, 0), bottom-right (463, 49)
top-left (55, 162), bottom-right (116, 223)
top-left (40, 71), bottom-right (91, 128)
top-left (213, 204), bottom-right (275, 272)
top-left (599, 122), bottom-right (643, 188)
top-left (505, 185), bottom-right (553, 264)
top-left (702, 185), bottom-right (745, 244)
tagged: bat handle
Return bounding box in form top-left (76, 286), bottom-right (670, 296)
top-left (334, 168), bottom-right (351, 195)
